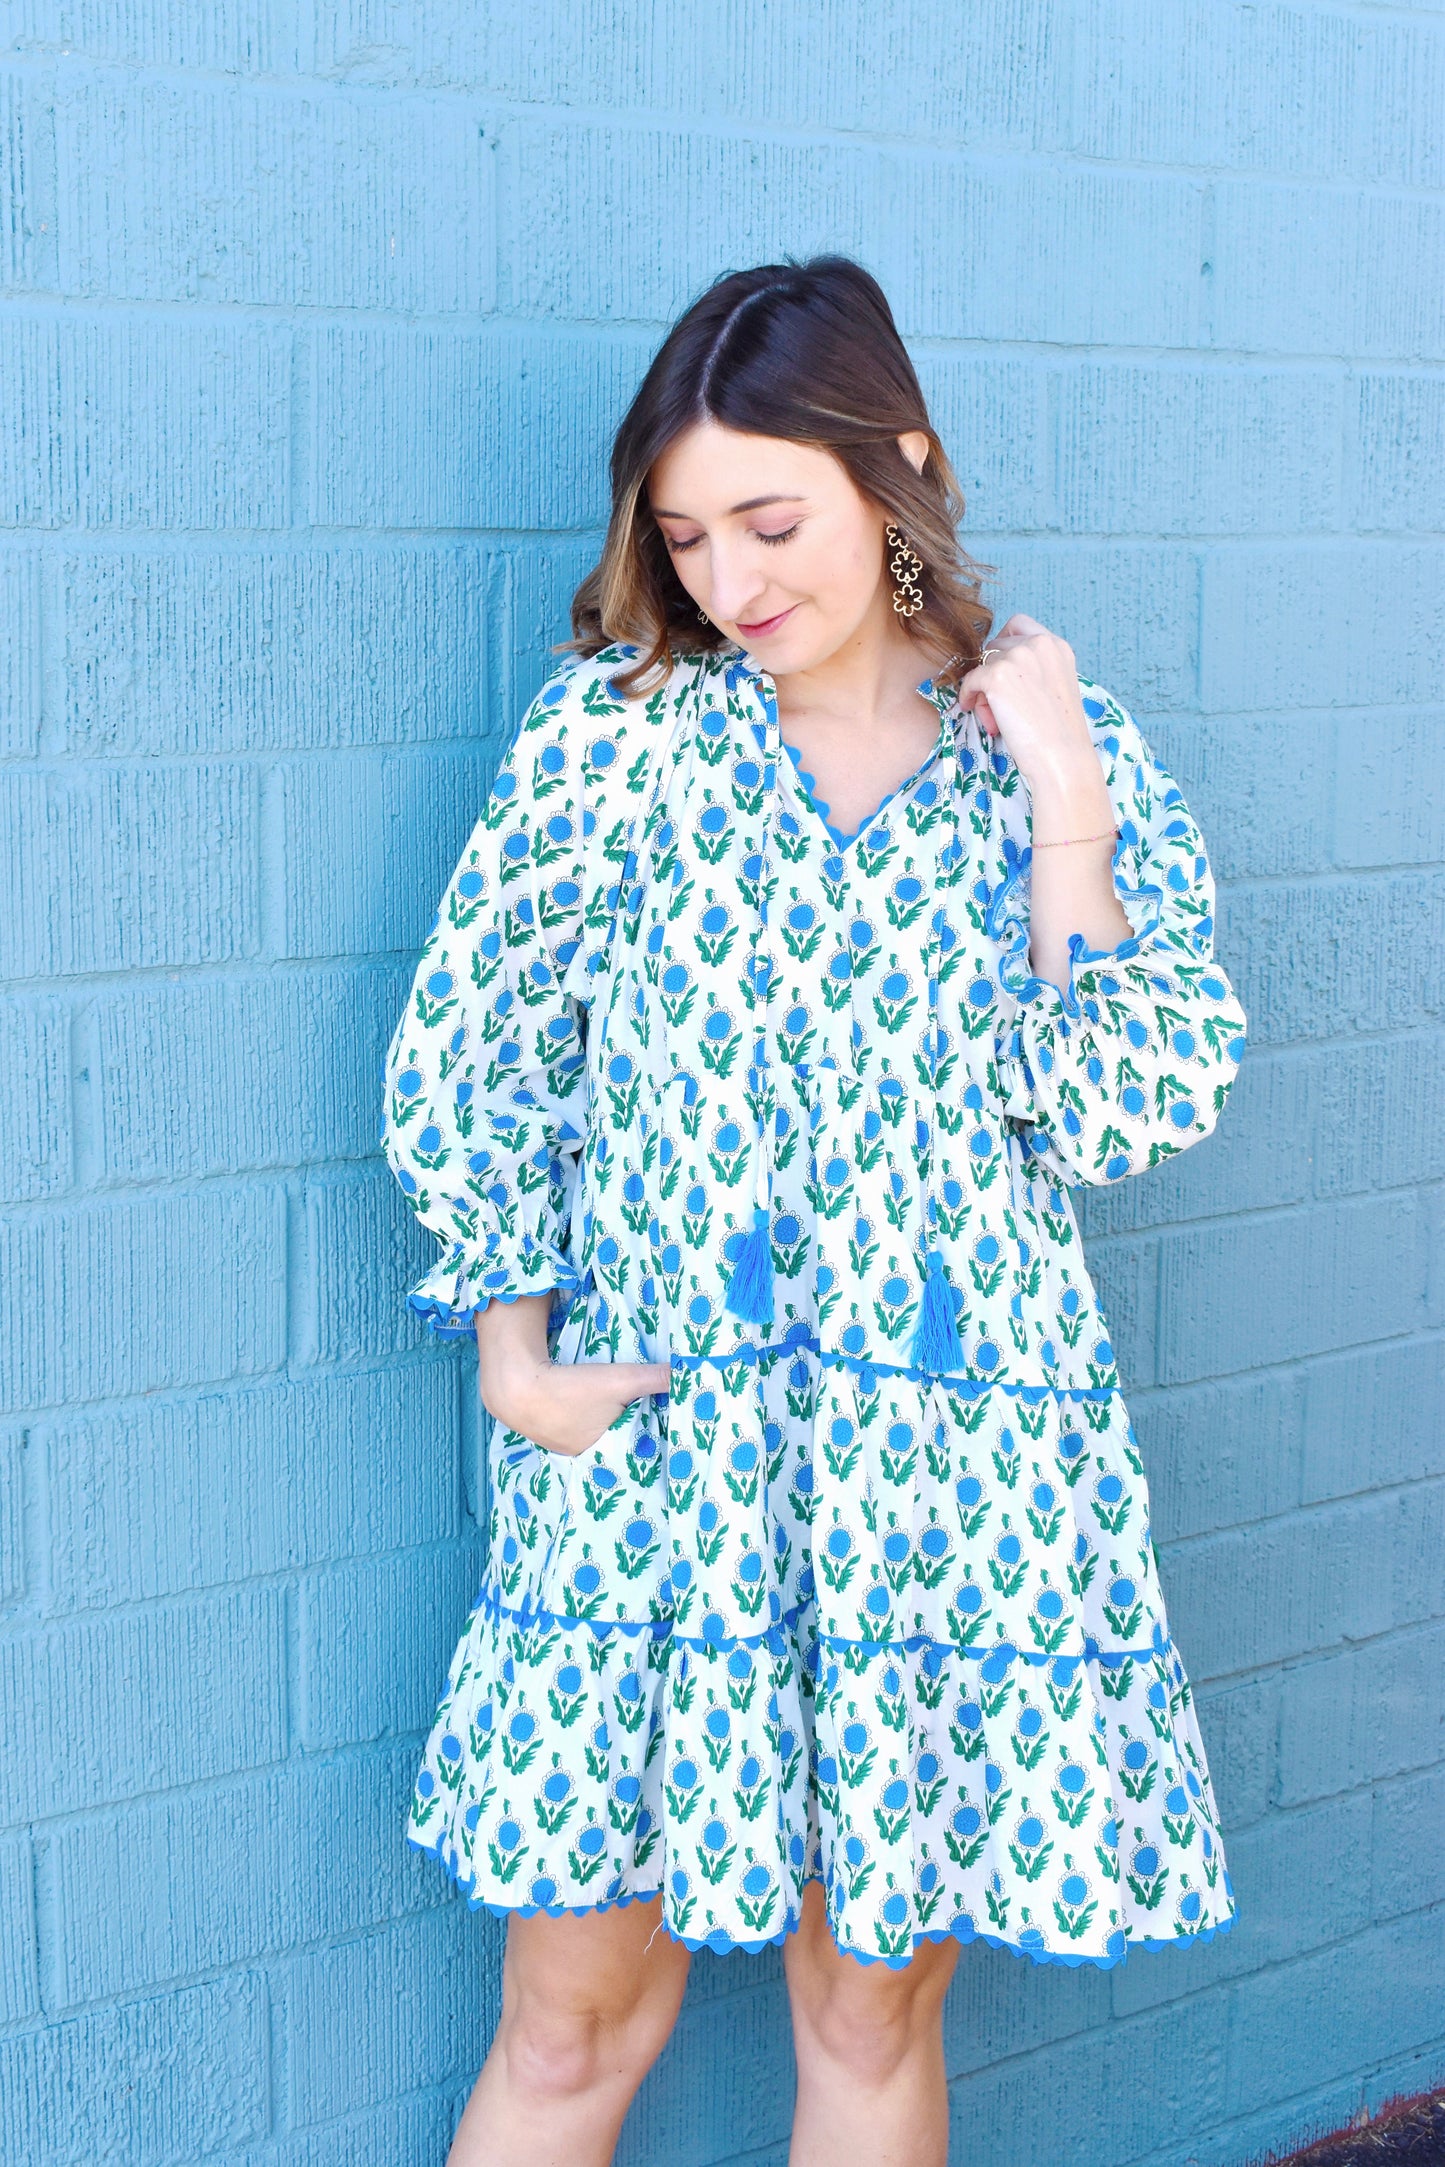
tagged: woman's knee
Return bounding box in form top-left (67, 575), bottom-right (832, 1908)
top-left (498, 1910), bottom-right (689, 2104)
top-left (786, 1896), bottom-right (956, 2089)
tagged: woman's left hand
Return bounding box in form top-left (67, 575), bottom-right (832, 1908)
top-left (956, 613), bottom-right (1098, 793)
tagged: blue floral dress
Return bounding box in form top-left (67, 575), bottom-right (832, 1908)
top-left (381, 636), bottom-right (1248, 1971)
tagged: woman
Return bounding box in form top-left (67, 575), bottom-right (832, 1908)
top-left (382, 256), bottom-right (1247, 2166)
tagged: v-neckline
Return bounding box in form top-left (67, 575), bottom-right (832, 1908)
top-left (720, 638), bottom-right (961, 858)
top-left (777, 731), bottom-right (942, 852)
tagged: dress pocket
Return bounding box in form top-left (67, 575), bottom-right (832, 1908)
top-left (537, 1393), bottom-right (670, 1627)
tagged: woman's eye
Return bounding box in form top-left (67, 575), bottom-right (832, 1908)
top-left (757, 524), bottom-right (799, 547)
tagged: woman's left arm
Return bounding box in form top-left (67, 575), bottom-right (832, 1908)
top-left (962, 615), bottom-right (1249, 1187)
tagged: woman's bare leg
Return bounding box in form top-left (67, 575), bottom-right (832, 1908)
top-left (783, 1881), bottom-right (959, 2167)
top-left (446, 1897), bottom-right (691, 2167)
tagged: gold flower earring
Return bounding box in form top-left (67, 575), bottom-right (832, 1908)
top-left (885, 523), bottom-right (924, 617)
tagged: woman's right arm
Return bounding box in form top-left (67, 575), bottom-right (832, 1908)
top-left (380, 651), bottom-right (667, 1451)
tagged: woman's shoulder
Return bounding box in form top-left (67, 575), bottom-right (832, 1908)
top-left (508, 639), bottom-right (704, 822)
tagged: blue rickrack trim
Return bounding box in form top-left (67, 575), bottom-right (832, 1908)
top-left (407, 1823), bottom-right (1238, 1976)
top-left (469, 1577), bottom-right (1172, 1669)
top-left (665, 1333), bottom-right (1122, 1398)
top-left (407, 1262), bottom-right (581, 1338)
top-left (778, 736), bottom-right (938, 852)
top-left (983, 844), bottom-right (1168, 1024)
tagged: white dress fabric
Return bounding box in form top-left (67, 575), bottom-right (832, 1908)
top-left (380, 637), bottom-right (1248, 1971)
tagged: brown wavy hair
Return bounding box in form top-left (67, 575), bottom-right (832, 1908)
top-left (560, 254), bottom-right (996, 700)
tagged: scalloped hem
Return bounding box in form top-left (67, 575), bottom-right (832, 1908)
top-left (667, 1337), bottom-right (1124, 1397)
top-left (407, 1271), bottom-right (581, 1338)
top-left (984, 847), bottom-right (1168, 1024)
top-left (468, 1576), bottom-right (1174, 1666)
top-left (407, 1822), bottom-right (1238, 1974)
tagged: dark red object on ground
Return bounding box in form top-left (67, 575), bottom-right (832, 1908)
top-left (1259, 2088), bottom-right (1445, 2166)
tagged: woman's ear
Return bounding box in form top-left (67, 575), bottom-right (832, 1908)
top-left (896, 429), bottom-right (929, 476)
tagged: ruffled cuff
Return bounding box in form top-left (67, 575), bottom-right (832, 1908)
top-left (984, 827), bottom-right (1169, 1023)
top-left (406, 1231), bottom-right (585, 1337)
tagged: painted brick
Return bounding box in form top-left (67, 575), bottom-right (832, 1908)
top-left (0, 547), bottom-right (42, 754)
top-left (304, 1162), bottom-right (443, 1367)
top-left (1311, 1032), bottom-right (1445, 1198)
top-left (39, 1742), bottom-right (447, 2007)
top-left (279, 1902), bottom-right (500, 2124)
top-left (1065, 1), bottom-right (1356, 177)
top-left (0, 314), bottom-right (290, 529)
top-left (1149, 716), bottom-right (1335, 885)
top-left (55, 79), bottom-right (493, 311)
top-left (309, 326), bottom-right (649, 531)
top-left (0, 761), bottom-right (261, 979)
top-left (0, 1184), bottom-right (287, 1412)
top-left (275, 748), bottom-right (494, 962)
top-left (1161, 1484), bottom-right (1445, 1680)
top-left (1194, 1674), bottom-right (1280, 1833)
top-left (909, 354), bottom-right (1053, 537)
top-left (1218, 873), bottom-right (1445, 1053)
top-left (1070, 1230), bottom-right (1156, 1389)
top-left (1201, 544), bottom-right (1445, 714)
top-left (1130, 1367), bottom-right (1304, 1545)
top-left (0, 1584), bottom-right (288, 1814)
top-left (0, 1422), bottom-right (25, 1608)
top-left (1111, 1788), bottom-right (1374, 2020)
top-left (0, 67), bottom-right (58, 292)
top-left (0, 1973), bottom-right (268, 2165)
top-left (1350, 374), bottom-right (1445, 535)
top-left (1222, 1906), bottom-right (1445, 2116)
top-left (298, 1541), bottom-right (484, 1750)
top-left (1334, 712), bottom-right (1445, 869)
top-left (940, 1928), bottom-right (1111, 2078)
top-left (0, 993), bottom-right (71, 1200)
top-left (508, 118), bottom-right (1204, 351)
top-left (1371, 1763), bottom-right (1445, 1924)
top-left (5, 3), bottom-right (304, 71)
top-left (0, 1829), bottom-right (39, 2022)
top-left (1276, 1620), bottom-right (1445, 1806)
top-left (58, 545), bottom-right (498, 758)
top-left (1056, 364), bottom-right (1341, 536)
top-left (42, 1363), bottom-right (461, 1614)
top-left (946, 1991), bottom-right (1227, 2167)
top-left (1155, 1190), bottom-right (1434, 1383)
top-left (1075, 1049), bottom-right (1311, 1239)
top-left (166, 2090), bottom-right (468, 2167)
top-left (93, 962), bottom-right (410, 1180)
top-left (1300, 1336), bottom-right (1445, 1504)
top-left (622, 1979), bottom-right (799, 2165)
top-left (983, 542), bottom-right (1199, 717)
top-left (1356, 17), bottom-right (1445, 191)
top-left (1211, 182), bottom-right (1445, 361)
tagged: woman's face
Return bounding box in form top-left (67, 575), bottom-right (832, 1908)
top-left (647, 420), bottom-right (929, 674)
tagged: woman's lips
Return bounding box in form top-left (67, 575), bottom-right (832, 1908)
top-left (735, 604), bottom-right (796, 636)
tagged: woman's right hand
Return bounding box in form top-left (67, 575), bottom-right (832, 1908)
top-left (473, 1290), bottom-right (670, 1457)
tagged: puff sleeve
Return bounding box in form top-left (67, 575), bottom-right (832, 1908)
top-left (380, 659), bottom-right (606, 1332)
top-left (988, 680), bottom-right (1248, 1188)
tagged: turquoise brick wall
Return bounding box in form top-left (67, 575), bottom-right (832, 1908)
top-left (2, 6), bottom-right (1442, 2162)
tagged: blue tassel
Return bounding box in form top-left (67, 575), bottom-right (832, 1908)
top-left (910, 1255), bottom-right (963, 1374)
top-left (722, 1203), bottom-right (775, 1327)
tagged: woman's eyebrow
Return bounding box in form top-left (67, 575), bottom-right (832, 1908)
top-left (651, 492), bottom-right (809, 519)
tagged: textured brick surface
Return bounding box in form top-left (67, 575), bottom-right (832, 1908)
top-left (1, 7), bottom-right (1441, 2166)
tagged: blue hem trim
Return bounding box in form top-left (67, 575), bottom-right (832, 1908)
top-left (664, 1333), bottom-right (1121, 1397)
top-left (779, 736), bottom-right (939, 852)
top-left (466, 1577), bottom-right (1172, 1667)
top-left (407, 1823), bottom-right (1238, 1975)
top-left (983, 845), bottom-right (1167, 1023)
top-left (407, 1270), bottom-right (580, 1338)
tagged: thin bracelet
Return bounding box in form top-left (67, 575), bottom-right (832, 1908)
top-left (1032, 825), bottom-right (1119, 850)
